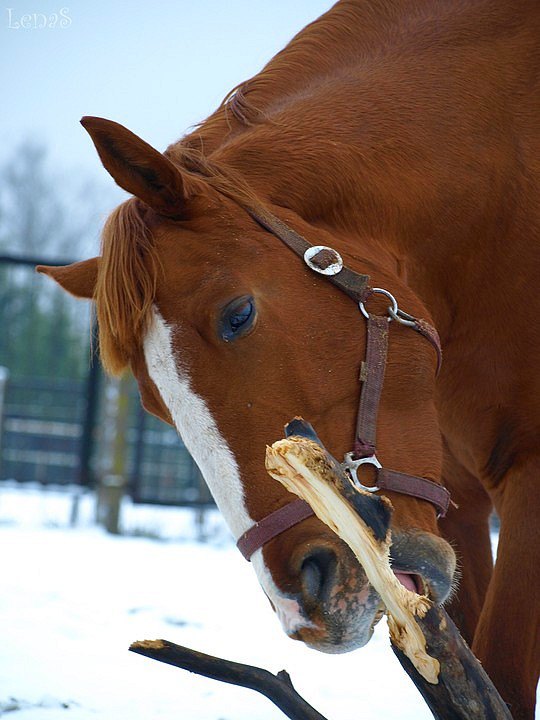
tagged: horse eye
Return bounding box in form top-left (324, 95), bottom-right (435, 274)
top-left (220, 296), bottom-right (256, 341)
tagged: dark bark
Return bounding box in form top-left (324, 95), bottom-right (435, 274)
top-left (129, 639), bottom-right (329, 720)
top-left (392, 606), bottom-right (512, 720)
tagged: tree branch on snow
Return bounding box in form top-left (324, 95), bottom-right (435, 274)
top-left (129, 639), bottom-right (329, 720)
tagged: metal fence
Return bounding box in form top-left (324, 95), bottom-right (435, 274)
top-left (2, 376), bottom-right (85, 485)
top-left (128, 405), bottom-right (211, 506)
top-left (0, 254), bottom-right (212, 507)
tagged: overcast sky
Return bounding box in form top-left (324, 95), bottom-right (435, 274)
top-left (2, 0), bottom-right (334, 190)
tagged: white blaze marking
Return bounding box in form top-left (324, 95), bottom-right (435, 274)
top-left (143, 311), bottom-right (252, 539)
top-left (143, 310), bottom-right (312, 634)
top-left (252, 550), bottom-right (313, 634)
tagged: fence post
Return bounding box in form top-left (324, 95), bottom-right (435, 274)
top-left (96, 374), bottom-right (130, 534)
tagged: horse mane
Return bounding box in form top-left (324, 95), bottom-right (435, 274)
top-left (96, 198), bottom-right (159, 375)
top-left (220, 81), bottom-right (266, 128)
top-left (171, 144), bottom-right (263, 208)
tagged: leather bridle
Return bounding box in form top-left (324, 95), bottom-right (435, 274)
top-left (233, 202), bottom-right (451, 561)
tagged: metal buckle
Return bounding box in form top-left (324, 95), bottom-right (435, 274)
top-left (342, 452), bottom-right (381, 492)
top-left (303, 245), bottom-right (344, 276)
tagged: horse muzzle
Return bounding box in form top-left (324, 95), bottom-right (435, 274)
top-left (261, 528), bottom-right (456, 654)
top-left (286, 537), bottom-right (383, 653)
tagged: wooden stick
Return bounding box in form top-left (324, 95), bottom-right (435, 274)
top-left (129, 639), bottom-right (329, 720)
top-left (265, 418), bottom-right (512, 720)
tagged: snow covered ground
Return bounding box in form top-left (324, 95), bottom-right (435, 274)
top-left (0, 483), bottom-right (507, 720)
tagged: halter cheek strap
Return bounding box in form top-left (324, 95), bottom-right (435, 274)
top-left (234, 203), bottom-right (451, 562)
top-left (343, 309), bottom-right (450, 517)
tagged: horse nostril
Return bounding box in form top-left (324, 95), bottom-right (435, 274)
top-left (300, 548), bottom-right (338, 606)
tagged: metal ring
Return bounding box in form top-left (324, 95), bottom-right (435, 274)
top-left (359, 287), bottom-right (398, 320)
top-left (388, 307), bottom-right (417, 327)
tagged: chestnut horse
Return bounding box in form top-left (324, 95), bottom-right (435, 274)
top-left (39, 0), bottom-right (539, 716)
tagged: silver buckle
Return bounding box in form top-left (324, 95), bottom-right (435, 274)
top-left (303, 245), bottom-right (344, 276)
top-left (342, 452), bottom-right (381, 492)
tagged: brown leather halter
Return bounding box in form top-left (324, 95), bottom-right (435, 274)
top-left (234, 202), bottom-right (451, 561)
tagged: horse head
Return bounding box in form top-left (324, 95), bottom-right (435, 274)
top-left (40, 117), bottom-right (456, 653)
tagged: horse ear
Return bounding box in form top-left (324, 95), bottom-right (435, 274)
top-left (80, 116), bottom-right (191, 217)
top-left (36, 258), bottom-right (99, 300)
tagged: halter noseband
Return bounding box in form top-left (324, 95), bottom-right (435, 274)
top-left (235, 203), bottom-right (451, 561)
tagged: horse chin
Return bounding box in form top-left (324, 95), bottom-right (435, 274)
top-left (286, 554), bottom-right (386, 653)
top-left (290, 598), bottom-right (385, 654)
